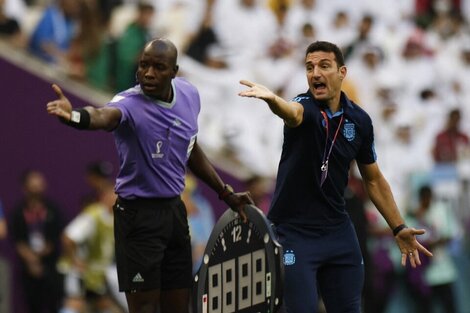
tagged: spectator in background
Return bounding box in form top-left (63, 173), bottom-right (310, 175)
top-left (28, 0), bottom-right (81, 64)
top-left (432, 108), bottom-right (470, 164)
top-left (3, 0), bottom-right (26, 24)
top-left (11, 169), bottom-right (64, 313)
top-left (283, 0), bottom-right (327, 47)
top-left (406, 185), bottom-right (459, 313)
top-left (67, 0), bottom-right (116, 91)
top-left (0, 0), bottom-right (25, 47)
top-left (395, 32), bottom-right (438, 102)
top-left (346, 43), bottom-right (387, 121)
top-left (212, 0), bottom-right (278, 69)
top-left (415, 0), bottom-right (461, 29)
top-left (58, 183), bottom-right (124, 313)
top-left (253, 1), bottom-right (297, 94)
top-left (343, 14), bottom-right (376, 61)
top-left (83, 160), bottom-right (115, 206)
top-left (184, 0), bottom-right (227, 69)
top-left (0, 199), bottom-right (10, 313)
top-left (115, 1), bottom-right (155, 92)
top-left (96, 0), bottom-right (123, 28)
top-left (454, 43), bottom-right (470, 116)
top-left (379, 119), bottom-right (429, 211)
top-left (322, 10), bottom-right (355, 48)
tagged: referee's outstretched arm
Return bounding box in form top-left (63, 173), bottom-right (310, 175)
top-left (46, 84), bottom-right (121, 131)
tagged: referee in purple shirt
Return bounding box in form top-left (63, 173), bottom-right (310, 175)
top-left (46, 38), bottom-right (254, 313)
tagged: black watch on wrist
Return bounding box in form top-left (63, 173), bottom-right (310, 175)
top-left (393, 224), bottom-right (408, 236)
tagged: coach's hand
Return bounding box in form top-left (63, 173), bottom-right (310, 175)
top-left (239, 80), bottom-right (275, 101)
top-left (46, 84), bottom-right (73, 121)
top-left (224, 192), bottom-right (254, 223)
top-left (395, 227), bottom-right (433, 268)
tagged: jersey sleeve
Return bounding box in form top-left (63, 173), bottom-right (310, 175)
top-left (107, 94), bottom-right (130, 124)
top-left (356, 116), bottom-right (377, 164)
top-left (291, 93), bottom-right (314, 124)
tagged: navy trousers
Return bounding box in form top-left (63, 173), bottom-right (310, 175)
top-left (275, 220), bottom-right (364, 313)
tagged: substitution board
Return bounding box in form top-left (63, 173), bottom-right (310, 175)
top-left (193, 205), bottom-right (283, 313)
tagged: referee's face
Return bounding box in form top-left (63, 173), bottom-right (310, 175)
top-left (305, 51), bottom-right (346, 103)
top-left (136, 41), bottom-right (178, 101)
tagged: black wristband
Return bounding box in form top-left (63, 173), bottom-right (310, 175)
top-left (68, 108), bottom-right (90, 130)
top-left (393, 224), bottom-right (408, 236)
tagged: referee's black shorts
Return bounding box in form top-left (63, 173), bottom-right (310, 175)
top-left (113, 196), bottom-right (193, 292)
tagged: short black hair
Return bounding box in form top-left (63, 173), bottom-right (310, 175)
top-left (137, 1), bottom-right (154, 12)
top-left (418, 185), bottom-right (432, 199)
top-left (305, 41), bottom-right (345, 67)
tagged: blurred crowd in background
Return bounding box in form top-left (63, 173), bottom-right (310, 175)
top-left (1, 0), bottom-right (470, 312)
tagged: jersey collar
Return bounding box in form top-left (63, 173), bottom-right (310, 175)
top-left (139, 80), bottom-right (177, 109)
top-left (310, 91), bottom-right (352, 118)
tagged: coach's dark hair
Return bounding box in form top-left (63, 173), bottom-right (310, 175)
top-left (305, 41), bottom-right (345, 67)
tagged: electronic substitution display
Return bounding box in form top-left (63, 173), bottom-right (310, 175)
top-left (193, 205), bottom-right (283, 313)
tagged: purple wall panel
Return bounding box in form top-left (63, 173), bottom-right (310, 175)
top-left (0, 56), bottom-right (118, 313)
top-left (0, 56), bottom-right (119, 220)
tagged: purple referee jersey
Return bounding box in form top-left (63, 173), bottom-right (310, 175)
top-left (108, 77), bottom-right (200, 199)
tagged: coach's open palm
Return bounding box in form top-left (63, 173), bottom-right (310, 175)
top-left (395, 227), bottom-right (433, 268)
top-left (46, 84), bottom-right (73, 121)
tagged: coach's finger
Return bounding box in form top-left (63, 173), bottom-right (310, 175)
top-left (239, 80), bottom-right (254, 88)
top-left (51, 84), bottom-right (65, 99)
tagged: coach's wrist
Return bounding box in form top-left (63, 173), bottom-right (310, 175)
top-left (392, 224), bottom-right (408, 237)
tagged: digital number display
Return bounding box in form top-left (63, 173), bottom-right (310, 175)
top-left (193, 205), bottom-right (283, 313)
top-left (207, 249), bottom-right (265, 312)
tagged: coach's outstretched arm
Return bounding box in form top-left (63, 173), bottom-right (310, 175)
top-left (358, 162), bottom-right (433, 268)
top-left (46, 84), bottom-right (121, 131)
top-left (239, 80), bottom-right (303, 127)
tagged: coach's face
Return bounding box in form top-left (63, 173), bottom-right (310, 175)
top-left (305, 51), bottom-right (346, 102)
top-left (136, 42), bottom-right (178, 101)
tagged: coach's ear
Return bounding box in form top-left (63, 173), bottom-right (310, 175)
top-left (339, 66), bottom-right (347, 80)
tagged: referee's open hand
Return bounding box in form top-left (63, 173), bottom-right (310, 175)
top-left (46, 84), bottom-right (73, 122)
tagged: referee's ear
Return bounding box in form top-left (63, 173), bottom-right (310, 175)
top-left (173, 65), bottom-right (179, 77)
